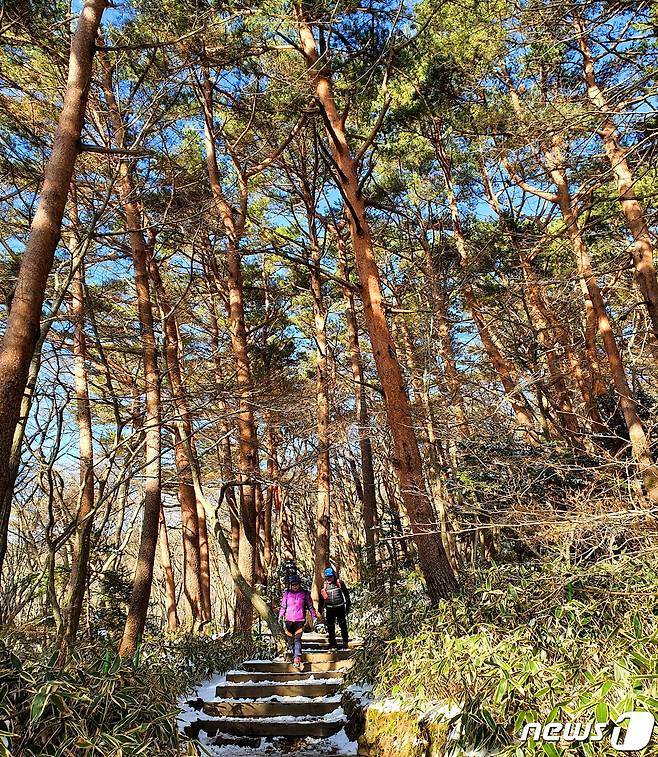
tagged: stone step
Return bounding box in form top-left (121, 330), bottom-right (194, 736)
top-left (301, 649), bottom-right (353, 662)
top-left (215, 681), bottom-right (342, 699)
top-left (295, 632), bottom-right (329, 642)
top-left (305, 633), bottom-right (362, 642)
top-left (225, 670), bottom-right (344, 683)
top-left (261, 632), bottom-right (361, 646)
top-left (203, 698), bottom-right (341, 718)
top-left (303, 636), bottom-right (362, 645)
top-left (264, 632), bottom-right (359, 642)
top-left (301, 643), bottom-right (361, 652)
top-left (198, 716), bottom-right (346, 739)
top-left (182, 721), bottom-right (260, 746)
top-left (213, 734), bottom-right (260, 749)
top-left (243, 659), bottom-right (352, 674)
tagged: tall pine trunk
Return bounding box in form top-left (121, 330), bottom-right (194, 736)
top-left (198, 70), bottom-right (260, 630)
top-left (393, 311), bottom-right (439, 454)
top-left (158, 505), bottom-right (179, 632)
top-left (498, 71), bottom-right (607, 435)
top-left (335, 232), bottom-right (377, 569)
top-left (59, 233), bottom-right (95, 659)
top-left (417, 229), bottom-right (469, 437)
top-left (295, 7), bottom-right (457, 601)
top-left (149, 259), bottom-right (206, 629)
top-left (99, 53), bottom-right (164, 657)
top-left (309, 233), bottom-right (331, 601)
top-left (263, 411), bottom-right (278, 575)
top-left (0, 0), bottom-right (107, 577)
top-left (547, 138), bottom-right (658, 500)
top-left (204, 273), bottom-right (241, 562)
top-left (573, 14), bottom-right (658, 347)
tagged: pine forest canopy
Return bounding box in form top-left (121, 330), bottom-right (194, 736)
top-left (0, 0), bottom-right (657, 658)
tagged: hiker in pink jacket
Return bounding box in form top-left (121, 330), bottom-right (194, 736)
top-left (278, 575), bottom-right (317, 669)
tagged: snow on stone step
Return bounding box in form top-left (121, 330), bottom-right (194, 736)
top-left (204, 696), bottom-right (342, 718)
top-left (260, 632), bottom-right (361, 645)
top-left (194, 714), bottom-right (346, 739)
top-left (209, 708), bottom-right (345, 722)
top-left (206, 693), bottom-right (343, 704)
top-left (243, 658), bottom-right (352, 673)
top-left (215, 680), bottom-right (343, 699)
top-left (300, 632), bottom-right (362, 641)
top-left (182, 640), bottom-right (359, 753)
top-left (302, 640), bottom-right (363, 650)
top-left (218, 675), bottom-right (343, 686)
top-left (225, 670), bottom-right (344, 683)
top-left (197, 730), bottom-right (357, 756)
top-left (300, 649), bottom-right (353, 661)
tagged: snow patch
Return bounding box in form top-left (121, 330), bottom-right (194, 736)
top-left (216, 677), bottom-right (342, 686)
top-left (345, 683), bottom-right (374, 706)
top-left (199, 707), bottom-right (345, 724)
top-left (368, 697), bottom-right (413, 714)
top-left (205, 694), bottom-right (342, 704)
top-left (323, 727), bottom-right (358, 755)
top-left (422, 702), bottom-right (461, 722)
top-left (177, 672), bottom-right (227, 729)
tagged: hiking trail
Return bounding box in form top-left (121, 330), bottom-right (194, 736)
top-left (182, 632), bottom-right (360, 755)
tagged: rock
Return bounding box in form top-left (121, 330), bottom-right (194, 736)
top-left (358, 702), bottom-right (426, 756)
top-left (342, 689), bottom-right (366, 741)
top-left (344, 697), bottom-right (452, 756)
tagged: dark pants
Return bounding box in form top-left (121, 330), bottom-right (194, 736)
top-left (285, 621), bottom-right (304, 658)
top-left (325, 606), bottom-right (348, 647)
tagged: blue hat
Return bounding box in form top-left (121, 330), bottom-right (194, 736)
top-left (289, 574), bottom-right (301, 585)
top-left (323, 567), bottom-right (335, 577)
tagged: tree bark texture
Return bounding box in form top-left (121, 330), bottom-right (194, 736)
top-left (295, 7), bottom-right (457, 601)
top-left (199, 70), bottom-right (261, 629)
top-left (100, 54), bottom-right (164, 657)
top-left (0, 0), bottom-right (107, 576)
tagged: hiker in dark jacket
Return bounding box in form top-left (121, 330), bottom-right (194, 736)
top-left (318, 567), bottom-right (351, 649)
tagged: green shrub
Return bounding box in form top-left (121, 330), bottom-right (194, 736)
top-left (0, 631), bottom-right (268, 756)
top-left (349, 556), bottom-right (658, 756)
